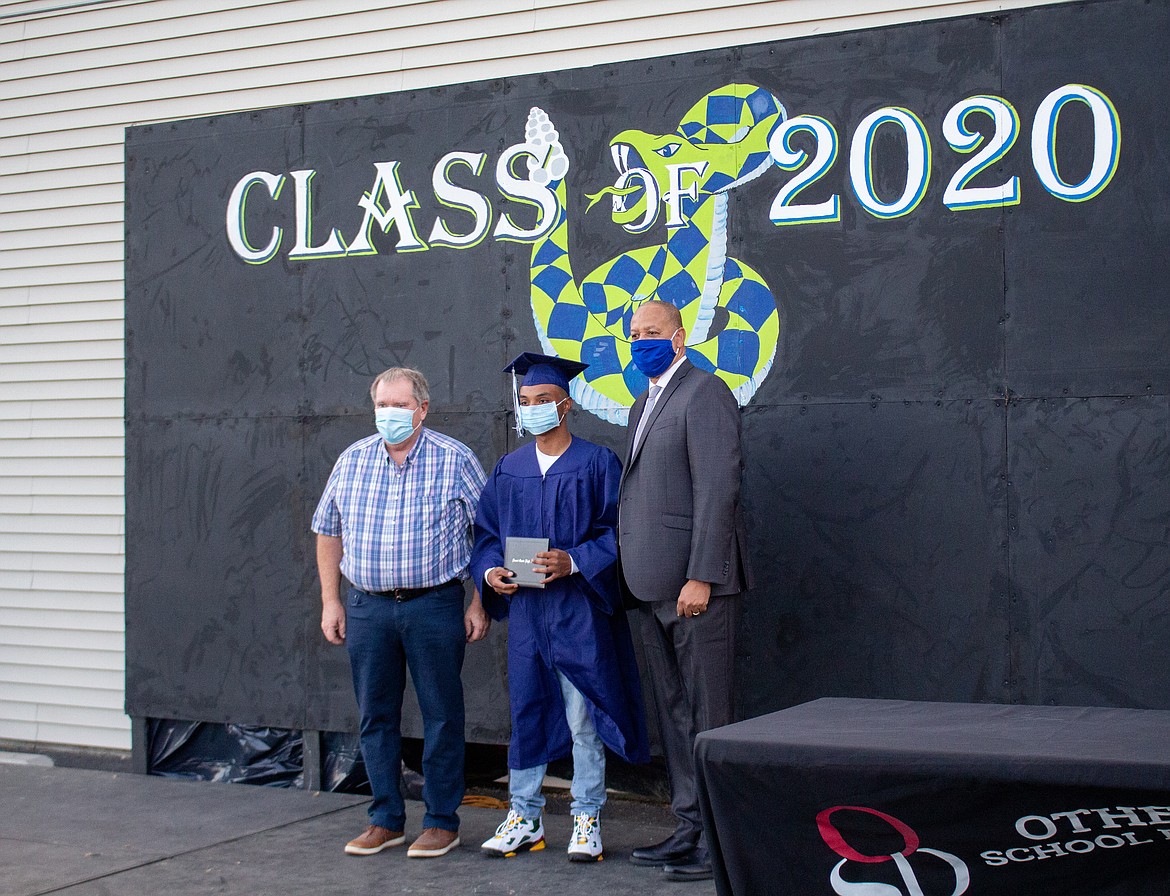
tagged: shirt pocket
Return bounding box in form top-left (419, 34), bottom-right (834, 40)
top-left (421, 489), bottom-right (452, 524)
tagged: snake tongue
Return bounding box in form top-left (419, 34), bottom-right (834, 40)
top-left (585, 183), bottom-right (642, 213)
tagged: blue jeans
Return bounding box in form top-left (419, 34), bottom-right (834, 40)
top-left (509, 671), bottom-right (606, 819)
top-left (345, 582), bottom-right (466, 832)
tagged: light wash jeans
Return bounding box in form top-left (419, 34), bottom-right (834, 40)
top-left (509, 670), bottom-right (606, 819)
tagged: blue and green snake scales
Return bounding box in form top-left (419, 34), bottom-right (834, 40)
top-left (525, 84), bottom-right (784, 424)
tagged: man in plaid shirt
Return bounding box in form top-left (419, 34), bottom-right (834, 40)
top-left (313, 366), bottom-right (488, 860)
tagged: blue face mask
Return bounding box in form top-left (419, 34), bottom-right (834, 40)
top-left (519, 398), bottom-right (568, 435)
top-left (630, 328), bottom-right (682, 378)
top-left (375, 406), bottom-right (419, 445)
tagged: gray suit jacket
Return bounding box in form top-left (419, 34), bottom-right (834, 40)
top-left (617, 359), bottom-right (752, 603)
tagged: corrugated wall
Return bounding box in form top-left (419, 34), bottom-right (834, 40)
top-left (0, 0), bottom-right (1066, 751)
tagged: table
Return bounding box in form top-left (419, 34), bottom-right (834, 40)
top-left (695, 698), bottom-right (1170, 895)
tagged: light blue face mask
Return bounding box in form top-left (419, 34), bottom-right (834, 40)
top-left (375, 405), bottom-right (419, 445)
top-left (518, 398), bottom-right (568, 435)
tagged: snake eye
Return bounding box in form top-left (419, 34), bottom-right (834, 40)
top-left (655, 142), bottom-right (682, 158)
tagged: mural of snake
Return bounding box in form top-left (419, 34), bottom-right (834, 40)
top-left (522, 84), bottom-right (785, 424)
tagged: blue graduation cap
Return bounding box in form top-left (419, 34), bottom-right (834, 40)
top-left (503, 351), bottom-right (588, 393)
top-left (503, 352), bottom-right (588, 435)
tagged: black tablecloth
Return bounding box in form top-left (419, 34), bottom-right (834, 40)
top-left (695, 698), bottom-right (1170, 895)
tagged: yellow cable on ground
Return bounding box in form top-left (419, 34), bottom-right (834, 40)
top-left (462, 794), bottom-right (509, 809)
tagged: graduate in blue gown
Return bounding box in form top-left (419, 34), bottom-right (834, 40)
top-left (472, 352), bottom-right (649, 862)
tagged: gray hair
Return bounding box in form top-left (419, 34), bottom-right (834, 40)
top-left (369, 367), bottom-right (430, 405)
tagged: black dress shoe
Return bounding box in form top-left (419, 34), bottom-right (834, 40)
top-left (662, 847), bottom-right (713, 882)
top-left (629, 831), bottom-right (699, 866)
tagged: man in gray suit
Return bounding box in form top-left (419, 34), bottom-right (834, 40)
top-left (618, 300), bottom-right (751, 883)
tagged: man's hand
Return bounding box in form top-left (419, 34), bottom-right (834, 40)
top-left (321, 599), bottom-right (346, 645)
top-left (486, 566), bottom-right (519, 595)
top-left (465, 591), bottom-right (491, 643)
top-left (677, 579), bottom-right (711, 618)
top-left (317, 534), bottom-right (346, 644)
top-left (534, 549), bottom-right (573, 584)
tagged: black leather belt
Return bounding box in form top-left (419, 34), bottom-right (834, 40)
top-left (367, 579), bottom-right (459, 602)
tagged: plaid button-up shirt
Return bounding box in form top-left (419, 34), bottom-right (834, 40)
top-left (311, 428), bottom-right (487, 591)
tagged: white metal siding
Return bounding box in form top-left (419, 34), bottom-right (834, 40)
top-left (0, 0), bottom-right (1067, 751)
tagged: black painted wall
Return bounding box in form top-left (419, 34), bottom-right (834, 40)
top-left (125, 0), bottom-right (1170, 742)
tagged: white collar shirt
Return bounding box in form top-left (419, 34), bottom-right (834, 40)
top-left (649, 354), bottom-right (686, 392)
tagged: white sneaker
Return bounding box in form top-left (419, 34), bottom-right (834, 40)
top-left (567, 813), bottom-right (603, 862)
top-left (480, 808), bottom-right (546, 857)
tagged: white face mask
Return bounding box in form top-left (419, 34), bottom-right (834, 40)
top-left (375, 405), bottom-right (419, 445)
top-left (518, 397), bottom-right (568, 435)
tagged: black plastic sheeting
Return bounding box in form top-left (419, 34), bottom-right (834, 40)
top-left (147, 719), bottom-right (304, 788)
top-left (148, 721), bottom-right (439, 797)
top-left (317, 731), bottom-right (426, 798)
top-left (319, 730), bottom-right (370, 794)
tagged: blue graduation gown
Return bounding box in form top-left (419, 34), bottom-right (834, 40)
top-left (471, 437), bottom-right (650, 768)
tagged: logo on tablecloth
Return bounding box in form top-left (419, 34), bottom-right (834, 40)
top-left (817, 805), bottom-right (970, 896)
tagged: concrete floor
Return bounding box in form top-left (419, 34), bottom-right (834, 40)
top-left (0, 763), bottom-right (714, 896)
